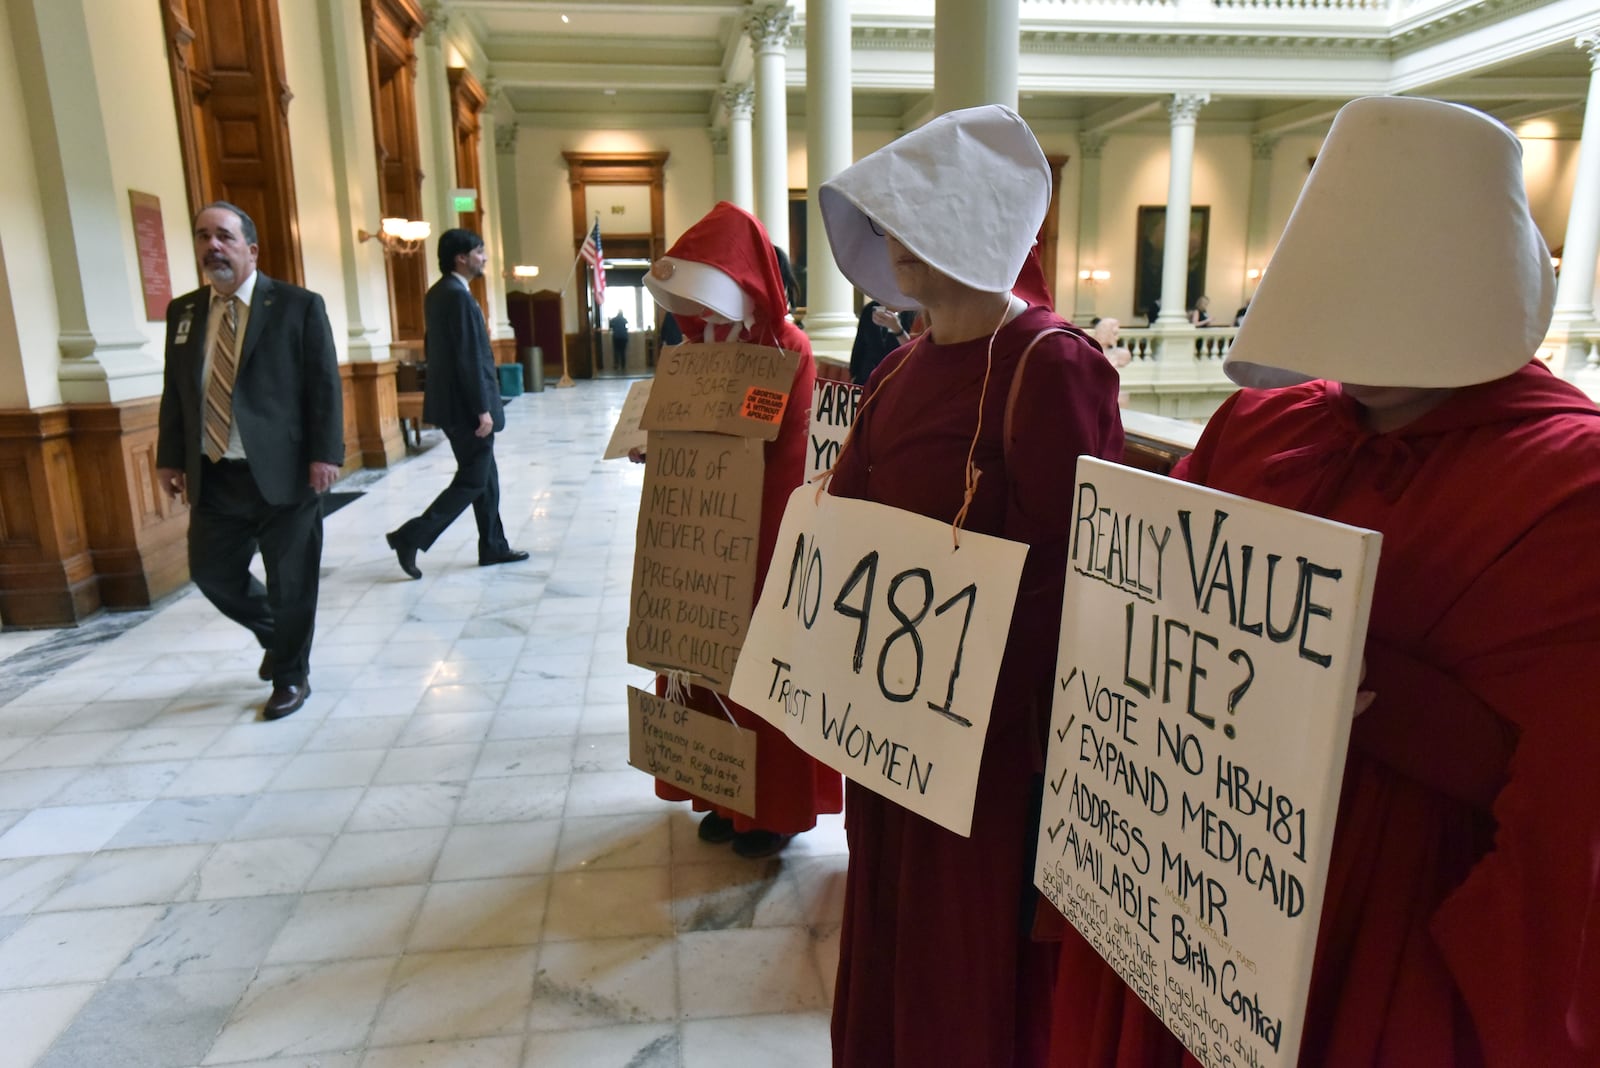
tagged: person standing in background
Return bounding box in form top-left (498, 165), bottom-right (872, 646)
top-left (608, 309), bottom-right (629, 371)
top-left (156, 202), bottom-right (343, 722)
top-left (387, 229), bottom-right (528, 580)
top-left (848, 299), bottom-right (915, 385)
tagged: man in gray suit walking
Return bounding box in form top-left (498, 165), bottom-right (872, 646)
top-left (156, 202), bottom-right (343, 721)
top-left (386, 228), bottom-right (527, 579)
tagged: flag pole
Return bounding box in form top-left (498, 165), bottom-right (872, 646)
top-left (553, 245), bottom-right (587, 389)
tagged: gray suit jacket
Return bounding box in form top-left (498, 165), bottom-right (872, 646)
top-left (157, 275), bottom-right (344, 506)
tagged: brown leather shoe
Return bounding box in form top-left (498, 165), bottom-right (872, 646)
top-left (263, 682), bottom-right (311, 721)
top-left (257, 651), bottom-right (274, 682)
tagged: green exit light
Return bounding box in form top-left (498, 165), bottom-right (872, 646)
top-left (453, 195), bottom-right (477, 213)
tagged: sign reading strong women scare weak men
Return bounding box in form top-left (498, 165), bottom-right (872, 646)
top-left (1035, 458), bottom-right (1380, 1068)
top-left (641, 341), bottom-right (802, 442)
top-left (729, 488), bottom-right (1027, 836)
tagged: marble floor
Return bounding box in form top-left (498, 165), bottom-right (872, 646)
top-left (0, 379), bottom-right (845, 1068)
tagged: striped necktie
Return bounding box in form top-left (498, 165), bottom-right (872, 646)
top-left (202, 295), bottom-right (239, 462)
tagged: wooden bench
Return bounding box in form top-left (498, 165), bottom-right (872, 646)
top-left (397, 391), bottom-right (428, 449)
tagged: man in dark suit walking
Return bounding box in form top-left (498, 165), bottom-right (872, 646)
top-left (386, 229), bottom-right (527, 579)
top-left (156, 202), bottom-right (343, 721)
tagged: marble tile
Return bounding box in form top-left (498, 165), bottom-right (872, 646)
top-left (371, 742), bottom-right (480, 785)
top-left (368, 947), bottom-right (538, 1047)
top-left (680, 1012), bottom-right (832, 1068)
top-left (0, 800), bottom-right (150, 859)
top-left (106, 794), bottom-right (255, 848)
top-left (432, 657), bottom-right (518, 687)
top-left (675, 928), bottom-right (827, 1019)
top-left (544, 867), bottom-right (673, 942)
top-left (38, 844), bottom-right (208, 911)
top-left (265, 885), bottom-right (426, 964)
top-left (0, 985), bottom-right (100, 1067)
top-left (162, 756), bottom-right (291, 798)
top-left (0, 705), bottom-right (78, 739)
top-left (414, 683), bottom-right (505, 717)
top-left (473, 736), bottom-right (577, 779)
top-left (455, 774), bottom-right (569, 824)
top-left (302, 716), bottom-right (408, 752)
top-left (671, 858), bottom-right (805, 931)
top-left (523, 1024), bottom-right (678, 1068)
top-left (554, 813), bottom-right (672, 873)
top-left (306, 828), bottom-right (448, 891)
top-left (194, 835), bottom-right (332, 899)
top-left (327, 687), bottom-right (428, 719)
top-left (434, 820), bottom-right (562, 882)
top-left (564, 769), bottom-right (674, 818)
top-left (361, 1035), bottom-right (524, 1068)
top-left (0, 906), bottom-right (163, 988)
top-left (2, 730), bottom-right (130, 770)
top-left (116, 896), bottom-right (298, 978)
top-left (0, 767), bottom-right (83, 809)
top-left (47, 761), bottom-right (187, 805)
top-left (232, 786), bottom-right (363, 839)
top-left (527, 936), bottom-right (678, 1032)
top-left (396, 711), bottom-right (494, 748)
top-left (202, 721), bottom-right (316, 758)
top-left (486, 705), bottom-right (584, 740)
top-left (203, 957), bottom-right (395, 1064)
top-left (0, 854), bottom-right (86, 915)
top-left (344, 783), bottom-right (462, 832)
top-left (106, 725), bottom-right (228, 763)
top-left (407, 875), bottom-right (550, 951)
top-left (36, 969), bottom-right (255, 1068)
top-left (572, 732), bottom-right (631, 774)
top-left (268, 748), bottom-right (386, 791)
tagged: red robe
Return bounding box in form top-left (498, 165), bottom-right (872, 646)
top-left (828, 304), bottom-right (1124, 1067)
top-left (648, 202), bottom-right (843, 835)
top-left (1049, 361), bottom-right (1600, 1066)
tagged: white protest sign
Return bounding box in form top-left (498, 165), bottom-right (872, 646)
top-left (627, 687), bottom-right (758, 818)
top-left (627, 432), bottom-right (765, 690)
top-left (729, 487), bottom-right (1027, 836)
top-left (603, 379), bottom-right (652, 460)
top-left (805, 380), bottom-right (861, 481)
top-left (642, 341), bottom-right (801, 441)
top-left (1035, 458), bottom-right (1380, 1068)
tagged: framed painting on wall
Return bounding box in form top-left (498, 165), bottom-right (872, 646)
top-left (1133, 205), bottom-right (1209, 324)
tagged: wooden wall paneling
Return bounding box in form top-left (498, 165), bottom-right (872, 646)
top-left (363, 0), bottom-right (428, 345)
top-left (337, 363), bottom-right (362, 476)
top-left (349, 361), bottom-right (406, 468)
top-left (0, 409), bottom-right (99, 627)
top-left (67, 401), bottom-right (191, 610)
top-left (448, 67), bottom-right (488, 320)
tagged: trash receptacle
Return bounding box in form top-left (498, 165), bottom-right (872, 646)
top-left (498, 362), bottom-right (524, 398)
top-left (521, 346), bottom-right (544, 393)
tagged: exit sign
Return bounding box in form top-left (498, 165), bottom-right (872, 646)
top-left (452, 187), bottom-right (478, 213)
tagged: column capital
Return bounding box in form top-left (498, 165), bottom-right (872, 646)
top-left (722, 82), bottom-right (756, 118)
top-left (1078, 130), bottom-right (1108, 159)
top-left (1168, 92), bottom-right (1210, 125)
top-left (1251, 134), bottom-right (1279, 161)
top-left (420, 0), bottom-right (448, 45)
top-left (708, 127), bottom-right (730, 154)
top-left (745, 5), bottom-right (794, 54)
top-left (1578, 30), bottom-right (1600, 68)
top-left (495, 121), bottom-right (519, 154)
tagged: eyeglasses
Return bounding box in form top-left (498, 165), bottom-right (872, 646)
top-left (867, 217), bottom-right (885, 237)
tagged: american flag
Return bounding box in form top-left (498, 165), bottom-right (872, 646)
top-left (579, 220), bottom-right (605, 305)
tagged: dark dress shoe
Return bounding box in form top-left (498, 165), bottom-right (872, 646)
top-left (386, 531), bottom-right (421, 579)
top-left (263, 683), bottom-right (311, 721)
top-left (731, 829), bottom-right (793, 859)
top-left (257, 650), bottom-right (274, 682)
top-left (478, 549), bottom-right (530, 567)
top-left (697, 811), bottom-right (737, 844)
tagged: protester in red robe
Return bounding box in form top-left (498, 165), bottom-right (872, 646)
top-left (1048, 96), bottom-right (1600, 1066)
top-left (639, 201), bottom-right (841, 858)
top-left (818, 105), bottom-right (1124, 1066)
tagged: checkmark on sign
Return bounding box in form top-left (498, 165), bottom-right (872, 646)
top-left (1046, 818), bottom-right (1066, 843)
top-left (1055, 714), bottom-right (1076, 743)
top-left (1049, 767), bottom-right (1070, 796)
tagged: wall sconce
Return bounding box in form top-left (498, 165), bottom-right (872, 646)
top-left (1246, 267), bottom-right (1263, 282)
top-left (1077, 269), bottom-right (1111, 285)
top-left (358, 218), bottom-right (431, 254)
top-left (504, 265), bottom-right (541, 290)
top-left (1551, 256), bottom-right (1562, 274)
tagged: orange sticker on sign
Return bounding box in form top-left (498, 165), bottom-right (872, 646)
top-left (742, 387), bottom-right (788, 424)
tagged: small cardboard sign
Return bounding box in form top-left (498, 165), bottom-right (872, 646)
top-left (628, 686), bottom-right (758, 818)
top-left (603, 379), bottom-right (653, 460)
top-left (729, 487), bottom-right (1027, 836)
top-left (641, 341), bottom-right (801, 441)
top-left (805, 380), bottom-right (862, 482)
top-left (1035, 458), bottom-right (1380, 1068)
top-left (627, 431), bottom-right (766, 689)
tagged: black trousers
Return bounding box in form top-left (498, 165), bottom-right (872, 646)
top-left (189, 458), bottom-right (322, 687)
top-left (393, 427), bottom-right (510, 559)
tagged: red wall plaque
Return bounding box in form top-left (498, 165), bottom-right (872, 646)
top-left (129, 190), bottom-right (174, 321)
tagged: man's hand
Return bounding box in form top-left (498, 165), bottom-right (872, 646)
top-left (476, 412), bottom-right (493, 439)
top-left (627, 447), bottom-right (646, 464)
top-left (309, 462), bottom-right (339, 494)
top-left (156, 467), bottom-right (186, 500)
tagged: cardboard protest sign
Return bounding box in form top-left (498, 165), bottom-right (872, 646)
top-left (641, 341), bottom-right (801, 441)
top-left (627, 431), bottom-right (765, 690)
top-left (729, 487), bottom-right (1027, 836)
top-left (602, 379), bottom-right (652, 460)
top-left (805, 380), bottom-right (862, 481)
top-left (1035, 457), bottom-right (1380, 1068)
top-left (627, 686), bottom-right (758, 818)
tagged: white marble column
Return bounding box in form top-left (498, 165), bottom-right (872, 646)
top-left (479, 85), bottom-right (514, 340)
top-left (747, 5), bottom-right (793, 254)
top-left (1156, 93), bottom-right (1209, 328)
top-left (709, 128), bottom-right (731, 206)
top-left (934, 0), bottom-right (1019, 114)
top-left (1244, 134), bottom-right (1277, 302)
top-left (421, 3), bottom-right (458, 229)
top-left (1073, 131), bottom-right (1107, 323)
top-left (724, 84), bottom-right (756, 214)
top-left (803, 0), bottom-right (855, 353)
top-left (11, 0), bottom-right (161, 402)
top-left (1554, 34), bottom-right (1600, 342)
top-left (495, 122), bottom-right (523, 268)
